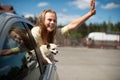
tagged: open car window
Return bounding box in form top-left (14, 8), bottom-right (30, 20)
top-left (0, 22), bottom-right (40, 80)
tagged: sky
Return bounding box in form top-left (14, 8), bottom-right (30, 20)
top-left (0, 0), bottom-right (120, 25)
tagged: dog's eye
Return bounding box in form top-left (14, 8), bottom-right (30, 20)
top-left (52, 48), bottom-right (55, 50)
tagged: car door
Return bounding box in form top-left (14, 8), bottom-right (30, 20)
top-left (0, 12), bottom-right (60, 80)
top-left (0, 20), bottom-right (41, 80)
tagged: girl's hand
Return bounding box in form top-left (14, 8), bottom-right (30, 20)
top-left (90, 0), bottom-right (96, 15)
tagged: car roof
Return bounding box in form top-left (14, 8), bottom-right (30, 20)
top-left (0, 12), bottom-right (33, 32)
top-left (0, 12), bottom-right (18, 31)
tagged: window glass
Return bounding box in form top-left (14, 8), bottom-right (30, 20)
top-left (0, 22), bottom-right (40, 80)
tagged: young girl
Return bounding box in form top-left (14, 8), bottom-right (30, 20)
top-left (31, 0), bottom-right (96, 46)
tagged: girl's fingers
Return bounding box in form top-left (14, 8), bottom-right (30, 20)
top-left (91, 0), bottom-right (95, 10)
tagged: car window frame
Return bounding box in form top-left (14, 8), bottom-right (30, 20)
top-left (23, 23), bottom-right (45, 74)
top-left (0, 16), bottom-right (45, 76)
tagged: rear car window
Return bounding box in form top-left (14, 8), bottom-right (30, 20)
top-left (0, 22), bottom-right (40, 80)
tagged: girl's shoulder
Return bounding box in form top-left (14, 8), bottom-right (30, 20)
top-left (32, 26), bottom-right (40, 30)
top-left (31, 26), bottom-right (41, 32)
top-left (59, 26), bottom-right (69, 35)
top-left (31, 26), bottom-right (41, 38)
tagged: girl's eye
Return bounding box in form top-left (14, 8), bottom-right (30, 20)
top-left (48, 19), bottom-right (52, 21)
top-left (48, 19), bottom-right (56, 23)
top-left (52, 19), bottom-right (56, 23)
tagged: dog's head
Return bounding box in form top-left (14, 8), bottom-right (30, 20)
top-left (47, 43), bottom-right (58, 55)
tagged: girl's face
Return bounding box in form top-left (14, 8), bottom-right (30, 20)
top-left (9, 31), bottom-right (23, 44)
top-left (44, 12), bottom-right (57, 32)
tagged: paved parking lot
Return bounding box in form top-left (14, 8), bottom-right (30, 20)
top-left (56, 47), bottom-right (120, 80)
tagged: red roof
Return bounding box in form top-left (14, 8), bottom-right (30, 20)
top-left (0, 5), bottom-right (16, 14)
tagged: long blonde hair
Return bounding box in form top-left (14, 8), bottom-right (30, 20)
top-left (35, 9), bottom-right (57, 45)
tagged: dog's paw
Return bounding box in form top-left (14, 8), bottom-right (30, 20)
top-left (48, 62), bottom-right (52, 64)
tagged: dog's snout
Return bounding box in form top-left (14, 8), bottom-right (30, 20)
top-left (55, 51), bottom-right (58, 55)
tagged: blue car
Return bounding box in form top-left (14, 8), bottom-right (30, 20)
top-left (0, 12), bottom-right (59, 80)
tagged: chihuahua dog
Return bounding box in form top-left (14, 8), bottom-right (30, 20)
top-left (40, 43), bottom-right (58, 64)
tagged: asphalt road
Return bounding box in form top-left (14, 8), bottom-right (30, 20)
top-left (55, 47), bottom-right (120, 80)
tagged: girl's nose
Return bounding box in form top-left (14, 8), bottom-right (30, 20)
top-left (51, 20), bottom-right (56, 24)
top-left (51, 20), bottom-right (54, 24)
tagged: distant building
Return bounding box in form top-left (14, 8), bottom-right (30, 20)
top-left (86, 32), bottom-right (120, 48)
top-left (87, 32), bottom-right (119, 41)
top-left (0, 5), bottom-right (16, 14)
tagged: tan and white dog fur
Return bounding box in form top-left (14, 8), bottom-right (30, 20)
top-left (40, 43), bottom-right (58, 64)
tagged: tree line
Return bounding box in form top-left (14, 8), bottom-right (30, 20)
top-left (58, 22), bottom-right (120, 40)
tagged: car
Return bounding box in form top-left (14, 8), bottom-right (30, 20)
top-left (0, 12), bottom-right (59, 80)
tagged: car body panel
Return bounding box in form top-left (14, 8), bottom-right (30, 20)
top-left (43, 64), bottom-right (59, 80)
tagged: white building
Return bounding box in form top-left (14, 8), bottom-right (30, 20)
top-left (88, 32), bottom-right (119, 41)
top-left (86, 32), bottom-right (120, 48)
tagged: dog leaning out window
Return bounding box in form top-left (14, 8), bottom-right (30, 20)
top-left (27, 43), bottom-right (58, 65)
top-left (40, 43), bottom-right (58, 64)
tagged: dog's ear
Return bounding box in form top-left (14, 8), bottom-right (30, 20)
top-left (47, 44), bottom-right (50, 49)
